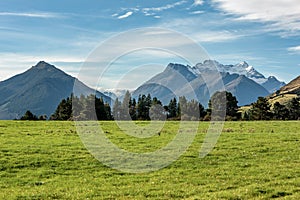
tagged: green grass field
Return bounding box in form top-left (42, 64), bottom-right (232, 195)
top-left (0, 121), bottom-right (299, 199)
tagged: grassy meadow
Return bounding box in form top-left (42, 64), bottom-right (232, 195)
top-left (0, 120), bottom-right (299, 199)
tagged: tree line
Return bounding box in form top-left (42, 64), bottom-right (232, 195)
top-left (19, 91), bottom-right (300, 121)
top-left (243, 96), bottom-right (300, 120)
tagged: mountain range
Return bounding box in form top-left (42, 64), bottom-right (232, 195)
top-left (191, 60), bottom-right (285, 93)
top-left (0, 61), bottom-right (111, 119)
top-left (0, 60), bottom-right (291, 119)
top-left (133, 60), bottom-right (285, 106)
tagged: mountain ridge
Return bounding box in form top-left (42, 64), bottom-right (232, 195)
top-left (278, 75), bottom-right (300, 95)
top-left (132, 62), bottom-right (271, 106)
top-left (191, 60), bottom-right (285, 92)
top-left (0, 61), bottom-right (111, 119)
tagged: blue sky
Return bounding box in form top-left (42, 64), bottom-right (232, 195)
top-left (1, 0), bottom-right (300, 90)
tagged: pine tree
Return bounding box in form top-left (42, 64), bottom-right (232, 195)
top-left (272, 102), bottom-right (289, 120)
top-left (112, 98), bottom-right (121, 120)
top-left (50, 97), bottom-right (72, 120)
top-left (137, 94), bottom-right (151, 120)
top-left (225, 92), bottom-right (239, 119)
top-left (149, 97), bottom-right (166, 120)
top-left (287, 98), bottom-right (300, 120)
top-left (120, 91), bottom-right (131, 120)
top-left (249, 97), bottom-right (271, 120)
top-left (186, 99), bottom-right (200, 121)
top-left (167, 98), bottom-right (178, 119)
top-left (129, 98), bottom-right (137, 120)
top-left (20, 110), bottom-right (38, 120)
top-left (95, 97), bottom-right (106, 120)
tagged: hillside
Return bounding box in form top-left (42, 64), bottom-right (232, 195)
top-left (278, 75), bottom-right (300, 95)
top-left (267, 75), bottom-right (300, 106)
top-left (0, 61), bottom-right (111, 119)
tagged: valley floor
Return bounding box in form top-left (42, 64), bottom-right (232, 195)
top-left (0, 121), bottom-right (299, 199)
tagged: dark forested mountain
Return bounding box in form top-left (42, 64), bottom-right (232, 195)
top-left (133, 62), bottom-right (270, 106)
top-left (0, 61), bottom-right (111, 119)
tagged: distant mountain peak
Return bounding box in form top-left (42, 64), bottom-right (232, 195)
top-left (0, 61), bottom-right (112, 119)
top-left (133, 61), bottom-right (270, 106)
top-left (35, 61), bottom-right (52, 67)
top-left (237, 61), bottom-right (249, 68)
top-left (203, 59), bottom-right (220, 66)
top-left (32, 61), bottom-right (56, 71)
top-left (167, 60), bottom-right (285, 94)
top-left (167, 63), bottom-right (189, 70)
top-left (268, 76), bottom-right (277, 80)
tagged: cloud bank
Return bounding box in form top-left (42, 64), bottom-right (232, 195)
top-left (212, 0), bottom-right (300, 34)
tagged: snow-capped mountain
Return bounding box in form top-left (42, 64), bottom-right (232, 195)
top-left (133, 62), bottom-right (270, 106)
top-left (103, 89), bottom-right (132, 101)
top-left (191, 60), bottom-right (285, 93)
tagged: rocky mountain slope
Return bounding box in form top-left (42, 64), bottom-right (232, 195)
top-left (133, 62), bottom-right (270, 106)
top-left (0, 61), bottom-right (111, 119)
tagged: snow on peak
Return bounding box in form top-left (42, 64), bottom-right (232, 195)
top-left (245, 65), bottom-right (253, 72)
top-left (268, 76), bottom-right (276, 79)
top-left (193, 60), bottom-right (267, 83)
top-left (237, 61), bottom-right (249, 68)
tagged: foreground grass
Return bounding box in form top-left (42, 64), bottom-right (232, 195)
top-left (0, 121), bottom-right (299, 199)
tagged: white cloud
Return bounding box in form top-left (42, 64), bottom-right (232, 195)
top-left (287, 46), bottom-right (300, 53)
top-left (143, 0), bottom-right (187, 12)
top-left (119, 1), bottom-right (189, 18)
top-left (193, 0), bottom-right (204, 6)
top-left (0, 12), bottom-right (62, 18)
top-left (117, 11), bottom-right (133, 19)
top-left (212, 0), bottom-right (300, 34)
top-left (190, 10), bottom-right (204, 15)
top-left (160, 17), bottom-right (242, 43)
top-left (212, 53), bottom-right (268, 64)
top-left (192, 31), bottom-right (241, 43)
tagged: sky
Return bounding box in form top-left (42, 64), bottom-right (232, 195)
top-left (0, 0), bottom-right (300, 90)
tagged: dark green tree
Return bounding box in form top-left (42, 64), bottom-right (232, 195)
top-left (225, 92), bottom-right (240, 119)
top-left (199, 102), bottom-right (206, 120)
top-left (112, 98), bottom-right (121, 120)
top-left (50, 94), bottom-right (113, 121)
top-left (104, 103), bottom-right (113, 120)
top-left (186, 99), bottom-right (200, 121)
top-left (249, 97), bottom-right (271, 120)
top-left (178, 96), bottom-right (188, 120)
top-left (137, 94), bottom-right (151, 120)
top-left (20, 110), bottom-right (38, 120)
top-left (129, 98), bottom-right (137, 120)
top-left (287, 98), bottom-right (300, 120)
top-left (120, 91), bottom-right (131, 120)
top-left (272, 102), bottom-right (289, 120)
top-left (149, 97), bottom-right (166, 120)
top-left (50, 97), bottom-right (72, 120)
top-left (207, 91), bottom-right (227, 121)
top-left (72, 94), bottom-right (83, 120)
top-left (81, 94), bottom-right (97, 120)
top-left (242, 111), bottom-right (250, 121)
top-left (95, 97), bottom-right (108, 120)
top-left (167, 98), bottom-right (178, 119)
